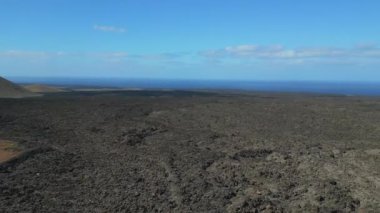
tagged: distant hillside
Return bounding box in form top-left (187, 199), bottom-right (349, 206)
top-left (23, 84), bottom-right (67, 93)
top-left (0, 77), bottom-right (40, 98)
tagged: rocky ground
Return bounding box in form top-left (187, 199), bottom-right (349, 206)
top-left (0, 90), bottom-right (379, 212)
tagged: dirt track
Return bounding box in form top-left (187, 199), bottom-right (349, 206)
top-left (0, 91), bottom-right (379, 212)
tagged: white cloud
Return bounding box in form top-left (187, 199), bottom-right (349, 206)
top-left (200, 44), bottom-right (380, 60)
top-left (2, 44), bottom-right (380, 68)
top-left (0, 50), bottom-right (67, 59)
top-left (0, 50), bottom-right (47, 58)
top-left (0, 51), bottom-right (129, 58)
top-left (93, 25), bottom-right (126, 33)
top-left (96, 52), bottom-right (129, 62)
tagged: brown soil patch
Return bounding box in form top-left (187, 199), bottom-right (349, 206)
top-left (0, 139), bottom-right (22, 164)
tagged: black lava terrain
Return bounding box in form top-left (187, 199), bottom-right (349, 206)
top-left (0, 91), bottom-right (379, 212)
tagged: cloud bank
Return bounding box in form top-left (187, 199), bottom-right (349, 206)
top-left (2, 44), bottom-right (380, 64)
top-left (93, 25), bottom-right (126, 33)
top-left (1, 44), bottom-right (380, 79)
top-left (199, 44), bottom-right (380, 60)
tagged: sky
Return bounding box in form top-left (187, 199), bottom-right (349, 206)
top-left (1, 0), bottom-right (380, 81)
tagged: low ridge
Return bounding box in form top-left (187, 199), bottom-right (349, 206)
top-left (0, 77), bottom-right (41, 98)
top-left (23, 84), bottom-right (67, 93)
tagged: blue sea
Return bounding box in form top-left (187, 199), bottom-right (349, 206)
top-left (10, 77), bottom-right (380, 96)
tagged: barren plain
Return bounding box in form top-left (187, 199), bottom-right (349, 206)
top-left (0, 91), bottom-right (379, 212)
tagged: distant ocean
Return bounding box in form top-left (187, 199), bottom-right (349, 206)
top-left (10, 77), bottom-right (380, 96)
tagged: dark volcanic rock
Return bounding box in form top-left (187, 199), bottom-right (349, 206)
top-left (0, 90), bottom-right (379, 212)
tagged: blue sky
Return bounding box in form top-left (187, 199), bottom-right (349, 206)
top-left (1, 0), bottom-right (380, 81)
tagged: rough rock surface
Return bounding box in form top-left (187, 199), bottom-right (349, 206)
top-left (0, 91), bottom-right (379, 212)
